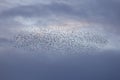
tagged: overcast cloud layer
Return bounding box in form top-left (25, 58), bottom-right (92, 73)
top-left (0, 0), bottom-right (120, 80)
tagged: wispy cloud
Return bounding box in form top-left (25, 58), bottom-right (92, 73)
top-left (0, 0), bottom-right (120, 53)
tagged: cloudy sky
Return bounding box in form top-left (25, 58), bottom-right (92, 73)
top-left (0, 0), bottom-right (120, 80)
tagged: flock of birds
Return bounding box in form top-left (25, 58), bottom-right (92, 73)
top-left (13, 26), bottom-right (108, 54)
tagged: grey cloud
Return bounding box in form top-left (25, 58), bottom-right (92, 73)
top-left (0, 0), bottom-right (120, 52)
top-left (0, 1), bottom-right (120, 80)
top-left (0, 37), bottom-right (10, 43)
top-left (0, 2), bottom-right (75, 18)
top-left (0, 37), bottom-right (13, 50)
top-left (1, 50), bottom-right (120, 80)
top-left (0, 0), bottom-right (120, 26)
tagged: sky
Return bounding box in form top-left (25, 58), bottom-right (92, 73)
top-left (0, 0), bottom-right (120, 80)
